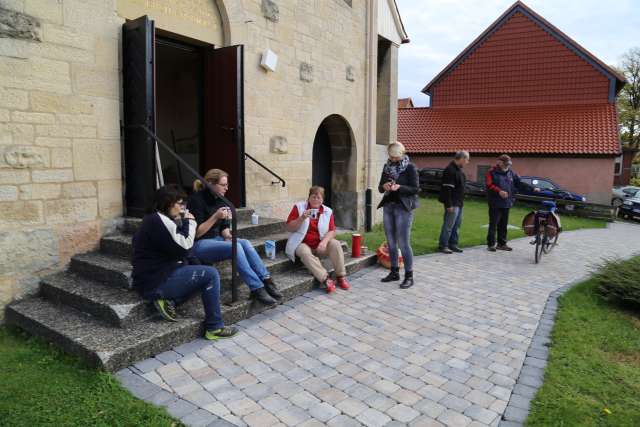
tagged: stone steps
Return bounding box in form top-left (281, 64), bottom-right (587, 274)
top-left (7, 254), bottom-right (376, 371)
top-left (7, 213), bottom-right (376, 372)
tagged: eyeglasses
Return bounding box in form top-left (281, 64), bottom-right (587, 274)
top-left (207, 180), bottom-right (229, 188)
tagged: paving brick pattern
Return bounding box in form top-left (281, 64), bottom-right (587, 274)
top-left (118, 223), bottom-right (640, 426)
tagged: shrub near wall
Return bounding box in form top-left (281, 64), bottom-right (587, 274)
top-left (595, 257), bottom-right (640, 309)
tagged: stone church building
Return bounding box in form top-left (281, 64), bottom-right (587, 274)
top-left (0, 0), bottom-right (408, 318)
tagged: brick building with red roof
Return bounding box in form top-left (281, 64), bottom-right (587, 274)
top-left (398, 1), bottom-right (626, 204)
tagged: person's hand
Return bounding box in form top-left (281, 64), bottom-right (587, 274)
top-left (302, 209), bottom-right (313, 219)
top-left (184, 210), bottom-right (195, 221)
top-left (382, 182), bottom-right (393, 191)
top-left (533, 187), bottom-right (541, 193)
top-left (447, 207), bottom-right (454, 213)
top-left (499, 190), bottom-right (509, 199)
top-left (212, 207), bottom-right (228, 221)
top-left (317, 240), bottom-right (328, 253)
top-left (390, 184), bottom-right (400, 192)
top-left (222, 229), bottom-right (232, 241)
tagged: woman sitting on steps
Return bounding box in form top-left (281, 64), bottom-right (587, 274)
top-left (187, 168), bottom-right (282, 306)
top-left (131, 184), bottom-right (237, 340)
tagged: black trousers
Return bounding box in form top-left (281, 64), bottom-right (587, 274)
top-left (487, 207), bottom-right (510, 247)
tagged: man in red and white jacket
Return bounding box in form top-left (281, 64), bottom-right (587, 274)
top-left (285, 186), bottom-right (350, 293)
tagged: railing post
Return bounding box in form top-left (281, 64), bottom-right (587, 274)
top-left (130, 125), bottom-right (240, 303)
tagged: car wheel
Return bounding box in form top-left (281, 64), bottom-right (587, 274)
top-left (612, 198), bottom-right (623, 207)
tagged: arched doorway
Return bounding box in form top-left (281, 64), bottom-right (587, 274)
top-left (312, 115), bottom-right (357, 229)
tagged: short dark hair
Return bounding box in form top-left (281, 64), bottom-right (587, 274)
top-left (152, 185), bottom-right (186, 216)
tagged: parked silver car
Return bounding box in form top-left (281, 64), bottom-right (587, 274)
top-left (612, 186), bottom-right (640, 207)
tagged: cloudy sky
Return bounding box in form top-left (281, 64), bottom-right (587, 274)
top-left (396, 0), bottom-right (640, 107)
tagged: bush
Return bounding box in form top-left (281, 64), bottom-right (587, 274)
top-left (630, 176), bottom-right (640, 187)
top-left (594, 257), bottom-right (640, 308)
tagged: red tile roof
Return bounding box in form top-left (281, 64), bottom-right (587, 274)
top-left (398, 104), bottom-right (620, 155)
top-left (398, 98), bottom-right (414, 108)
top-left (422, 2), bottom-right (626, 106)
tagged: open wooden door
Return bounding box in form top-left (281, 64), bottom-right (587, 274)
top-left (122, 16), bottom-right (156, 217)
top-left (202, 45), bottom-right (245, 207)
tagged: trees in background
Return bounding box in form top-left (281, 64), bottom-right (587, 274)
top-left (617, 47), bottom-right (640, 149)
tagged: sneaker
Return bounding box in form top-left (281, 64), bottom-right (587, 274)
top-left (251, 287), bottom-right (277, 305)
top-left (153, 299), bottom-right (177, 322)
top-left (449, 246), bottom-right (463, 253)
top-left (439, 247), bottom-right (453, 254)
top-left (487, 246), bottom-right (497, 252)
top-left (204, 326), bottom-right (239, 340)
top-left (336, 277), bottom-right (350, 290)
top-left (496, 244), bottom-right (513, 251)
top-left (263, 277), bottom-right (283, 300)
top-left (324, 278), bottom-right (336, 293)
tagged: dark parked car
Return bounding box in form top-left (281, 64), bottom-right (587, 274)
top-left (619, 196), bottom-right (640, 220)
top-left (517, 176), bottom-right (586, 202)
top-left (418, 167), bottom-right (443, 193)
top-left (418, 167), bottom-right (486, 195)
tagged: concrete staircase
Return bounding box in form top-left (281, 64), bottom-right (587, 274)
top-left (6, 208), bottom-right (376, 372)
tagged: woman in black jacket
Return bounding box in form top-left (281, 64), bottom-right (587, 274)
top-left (377, 142), bottom-right (419, 289)
top-left (131, 185), bottom-right (237, 340)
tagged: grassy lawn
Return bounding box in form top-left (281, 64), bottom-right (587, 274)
top-left (0, 326), bottom-right (179, 427)
top-left (338, 196), bottom-right (606, 256)
top-left (527, 257), bottom-right (640, 426)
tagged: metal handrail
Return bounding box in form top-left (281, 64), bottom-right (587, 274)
top-left (245, 153), bottom-right (286, 187)
top-left (129, 124), bottom-right (240, 303)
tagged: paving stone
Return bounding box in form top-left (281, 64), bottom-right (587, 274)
top-left (167, 398), bottom-right (198, 419)
top-left (336, 397), bottom-right (368, 417)
top-left (356, 408), bottom-right (391, 427)
top-left (289, 390), bottom-right (320, 410)
top-left (463, 405), bottom-right (499, 425)
top-left (465, 389), bottom-right (496, 407)
top-left (243, 409), bottom-right (280, 427)
top-left (508, 393), bottom-right (531, 411)
top-left (275, 405), bottom-right (311, 426)
top-left (327, 414), bottom-right (362, 427)
top-left (364, 393), bottom-right (397, 412)
top-left (134, 358), bottom-right (165, 373)
top-left (227, 398), bottom-right (262, 417)
top-left (439, 394), bottom-right (472, 412)
top-left (181, 409), bottom-right (219, 427)
top-left (437, 409), bottom-right (472, 427)
top-left (259, 395), bottom-right (291, 414)
top-left (409, 415), bottom-right (445, 427)
top-left (308, 402), bottom-right (340, 422)
top-left (503, 405), bottom-right (529, 423)
top-left (386, 403), bottom-right (421, 423)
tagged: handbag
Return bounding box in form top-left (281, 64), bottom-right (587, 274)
top-left (376, 241), bottom-right (404, 269)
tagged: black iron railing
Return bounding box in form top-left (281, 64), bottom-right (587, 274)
top-left (129, 124), bottom-right (240, 303)
top-left (245, 153), bottom-right (286, 187)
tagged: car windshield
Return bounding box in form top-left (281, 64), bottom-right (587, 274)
top-left (531, 179), bottom-right (556, 190)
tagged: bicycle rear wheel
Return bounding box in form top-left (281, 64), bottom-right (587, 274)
top-left (534, 231), bottom-right (544, 263)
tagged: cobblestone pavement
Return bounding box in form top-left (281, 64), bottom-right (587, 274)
top-left (117, 222), bottom-right (640, 427)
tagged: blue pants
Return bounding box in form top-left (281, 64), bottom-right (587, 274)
top-left (383, 203), bottom-right (414, 273)
top-left (148, 265), bottom-right (223, 331)
top-left (439, 206), bottom-right (463, 249)
top-left (192, 237), bottom-right (269, 291)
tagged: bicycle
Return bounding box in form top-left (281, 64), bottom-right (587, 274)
top-left (532, 200), bottom-right (561, 264)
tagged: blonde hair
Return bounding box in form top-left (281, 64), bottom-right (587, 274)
top-left (388, 142), bottom-right (405, 157)
top-left (308, 186), bottom-right (325, 198)
top-left (193, 168), bottom-right (229, 192)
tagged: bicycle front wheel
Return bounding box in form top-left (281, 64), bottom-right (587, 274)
top-left (534, 232), bottom-right (544, 263)
top-left (542, 231), bottom-right (558, 254)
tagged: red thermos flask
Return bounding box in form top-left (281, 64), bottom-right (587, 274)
top-left (352, 233), bottom-right (361, 257)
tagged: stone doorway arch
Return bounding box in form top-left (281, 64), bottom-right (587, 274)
top-left (312, 115), bottom-right (358, 229)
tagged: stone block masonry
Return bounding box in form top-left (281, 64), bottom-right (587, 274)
top-left (0, 1), bottom-right (123, 320)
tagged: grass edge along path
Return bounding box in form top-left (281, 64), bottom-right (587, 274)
top-left (526, 256), bottom-right (640, 426)
top-left (338, 197), bottom-right (606, 256)
top-left (0, 326), bottom-right (181, 427)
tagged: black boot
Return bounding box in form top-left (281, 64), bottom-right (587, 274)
top-left (381, 267), bottom-right (400, 282)
top-left (251, 287), bottom-right (277, 305)
top-left (400, 271), bottom-right (414, 289)
top-left (263, 277), bottom-right (282, 300)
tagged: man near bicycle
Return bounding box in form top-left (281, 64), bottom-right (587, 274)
top-left (485, 154), bottom-right (540, 252)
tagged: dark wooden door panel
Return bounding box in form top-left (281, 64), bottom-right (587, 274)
top-left (122, 15), bottom-right (156, 217)
top-left (203, 45), bottom-right (245, 207)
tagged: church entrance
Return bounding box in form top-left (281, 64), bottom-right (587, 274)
top-left (312, 115), bottom-right (357, 228)
top-left (122, 16), bottom-right (245, 217)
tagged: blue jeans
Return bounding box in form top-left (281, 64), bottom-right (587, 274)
top-left (383, 203), bottom-right (414, 273)
top-left (192, 237), bottom-right (268, 291)
top-left (439, 206), bottom-right (463, 249)
top-left (147, 265), bottom-right (224, 331)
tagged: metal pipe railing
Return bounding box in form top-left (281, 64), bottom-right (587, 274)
top-left (129, 124), bottom-right (240, 303)
top-left (244, 152), bottom-right (286, 187)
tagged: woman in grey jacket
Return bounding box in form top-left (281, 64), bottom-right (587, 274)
top-left (377, 142), bottom-right (419, 289)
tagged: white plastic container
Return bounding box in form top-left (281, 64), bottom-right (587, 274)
top-left (264, 240), bottom-right (276, 260)
top-left (251, 212), bottom-right (259, 225)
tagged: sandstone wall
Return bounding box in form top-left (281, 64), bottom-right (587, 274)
top-left (0, 0), bottom-right (124, 319)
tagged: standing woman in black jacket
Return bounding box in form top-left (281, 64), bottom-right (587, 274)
top-left (131, 185), bottom-right (237, 340)
top-left (378, 142), bottom-right (420, 289)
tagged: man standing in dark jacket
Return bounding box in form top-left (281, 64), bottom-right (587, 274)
top-left (438, 151), bottom-right (469, 253)
top-left (485, 154), bottom-right (539, 251)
